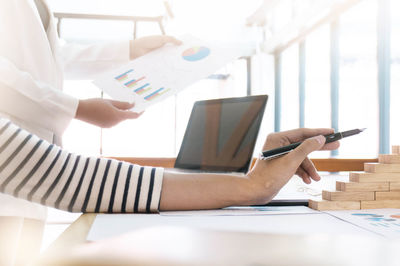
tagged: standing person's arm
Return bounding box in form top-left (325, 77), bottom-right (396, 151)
top-left (59, 35), bottom-right (182, 80)
top-left (59, 36), bottom-right (182, 128)
top-left (0, 2), bottom-right (180, 134)
top-left (0, 118), bottom-right (339, 212)
top-left (0, 57), bottom-right (142, 131)
top-left (0, 57), bottom-right (79, 137)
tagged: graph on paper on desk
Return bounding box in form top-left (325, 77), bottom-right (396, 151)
top-left (326, 209), bottom-right (400, 239)
top-left (93, 34), bottom-right (240, 112)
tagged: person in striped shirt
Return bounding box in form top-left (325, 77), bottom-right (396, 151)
top-left (0, 117), bottom-right (340, 214)
top-left (0, 117), bottom-right (340, 265)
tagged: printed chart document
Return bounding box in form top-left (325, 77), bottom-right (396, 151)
top-left (87, 213), bottom-right (373, 241)
top-left (93, 34), bottom-right (241, 112)
top-left (325, 208), bottom-right (400, 239)
top-left (161, 206), bottom-right (319, 216)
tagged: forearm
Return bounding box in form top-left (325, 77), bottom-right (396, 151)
top-left (0, 118), bottom-right (259, 213)
top-left (0, 119), bottom-right (334, 214)
top-left (159, 170), bottom-right (255, 211)
top-left (60, 41), bottom-right (130, 80)
top-left (0, 119), bottom-right (163, 213)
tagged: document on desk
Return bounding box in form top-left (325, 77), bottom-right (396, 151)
top-left (161, 206), bottom-right (319, 216)
top-left (93, 34), bottom-right (240, 112)
top-left (87, 212), bottom-right (375, 241)
top-left (325, 209), bottom-right (400, 239)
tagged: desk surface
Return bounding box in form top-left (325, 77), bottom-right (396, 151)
top-left (39, 166), bottom-right (385, 266)
top-left (40, 212), bottom-right (400, 266)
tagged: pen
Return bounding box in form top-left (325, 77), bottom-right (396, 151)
top-left (260, 128), bottom-right (366, 160)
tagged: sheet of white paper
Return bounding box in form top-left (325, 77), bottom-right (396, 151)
top-left (87, 213), bottom-right (376, 241)
top-left (273, 173), bottom-right (349, 201)
top-left (161, 206), bottom-right (319, 216)
top-left (93, 34), bottom-right (241, 112)
top-left (325, 209), bottom-right (400, 239)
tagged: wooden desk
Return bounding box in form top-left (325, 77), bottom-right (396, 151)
top-left (109, 157), bottom-right (378, 172)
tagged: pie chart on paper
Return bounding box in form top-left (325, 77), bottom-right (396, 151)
top-left (182, 46), bottom-right (211, 62)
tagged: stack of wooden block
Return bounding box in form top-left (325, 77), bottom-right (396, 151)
top-left (309, 146), bottom-right (400, 211)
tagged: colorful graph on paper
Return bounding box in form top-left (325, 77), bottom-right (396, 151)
top-left (93, 34), bottom-right (240, 112)
top-left (326, 209), bottom-right (400, 239)
top-left (182, 46), bottom-right (210, 62)
top-left (113, 69), bottom-right (171, 102)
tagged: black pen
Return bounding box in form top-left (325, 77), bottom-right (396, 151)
top-left (260, 128), bottom-right (366, 160)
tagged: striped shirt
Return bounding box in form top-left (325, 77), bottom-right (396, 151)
top-left (0, 118), bottom-right (164, 213)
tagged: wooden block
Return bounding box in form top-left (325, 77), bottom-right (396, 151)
top-left (375, 191), bottom-right (400, 200)
top-left (364, 163), bottom-right (400, 173)
top-left (392, 146), bottom-right (400, 154)
top-left (361, 200), bottom-right (400, 209)
top-left (349, 172), bottom-right (400, 183)
top-left (336, 181), bottom-right (389, 192)
top-left (390, 182), bottom-right (400, 191)
top-left (322, 190), bottom-right (374, 201)
top-left (309, 200), bottom-right (360, 211)
top-left (379, 154), bottom-right (400, 164)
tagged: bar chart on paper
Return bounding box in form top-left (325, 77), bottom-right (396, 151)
top-left (113, 69), bottom-right (171, 102)
top-left (93, 34), bottom-right (240, 112)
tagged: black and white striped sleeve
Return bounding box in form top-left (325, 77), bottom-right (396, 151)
top-left (0, 119), bottom-right (164, 213)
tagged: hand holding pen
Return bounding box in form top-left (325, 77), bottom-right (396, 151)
top-left (261, 128), bottom-right (365, 161)
top-left (251, 128), bottom-right (363, 185)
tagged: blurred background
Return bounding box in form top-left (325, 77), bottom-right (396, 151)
top-left (49, 0), bottom-right (399, 160)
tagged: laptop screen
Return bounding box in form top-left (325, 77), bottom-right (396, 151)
top-left (175, 95), bottom-right (268, 173)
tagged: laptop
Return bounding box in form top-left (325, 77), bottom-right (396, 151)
top-left (174, 94), bottom-right (314, 206)
top-left (174, 95), bottom-right (268, 174)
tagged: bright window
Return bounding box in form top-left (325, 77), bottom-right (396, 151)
top-left (391, 0), bottom-right (400, 147)
top-left (304, 25), bottom-right (331, 130)
top-left (304, 25), bottom-right (331, 158)
top-left (280, 45), bottom-right (299, 131)
top-left (339, 0), bottom-right (379, 157)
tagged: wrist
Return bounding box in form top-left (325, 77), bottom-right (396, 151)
top-left (75, 99), bottom-right (89, 121)
top-left (232, 176), bottom-right (268, 206)
top-left (243, 164), bottom-right (279, 205)
top-left (75, 99), bottom-right (95, 125)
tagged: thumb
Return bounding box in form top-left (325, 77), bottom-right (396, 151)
top-left (287, 135), bottom-right (326, 166)
top-left (109, 100), bottom-right (135, 110)
top-left (119, 110), bottom-right (143, 120)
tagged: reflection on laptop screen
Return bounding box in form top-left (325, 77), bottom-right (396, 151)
top-left (175, 95), bottom-right (268, 173)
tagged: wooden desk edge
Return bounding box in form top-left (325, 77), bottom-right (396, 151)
top-left (108, 157), bottom-right (378, 172)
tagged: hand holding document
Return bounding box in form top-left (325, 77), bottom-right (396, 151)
top-left (93, 34), bottom-right (241, 112)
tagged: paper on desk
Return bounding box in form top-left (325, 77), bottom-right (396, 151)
top-left (325, 208), bottom-right (400, 239)
top-left (272, 173), bottom-right (349, 201)
top-left (93, 34), bottom-right (241, 112)
top-left (87, 213), bottom-right (375, 241)
top-left (161, 206), bottom-right (319, 216)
